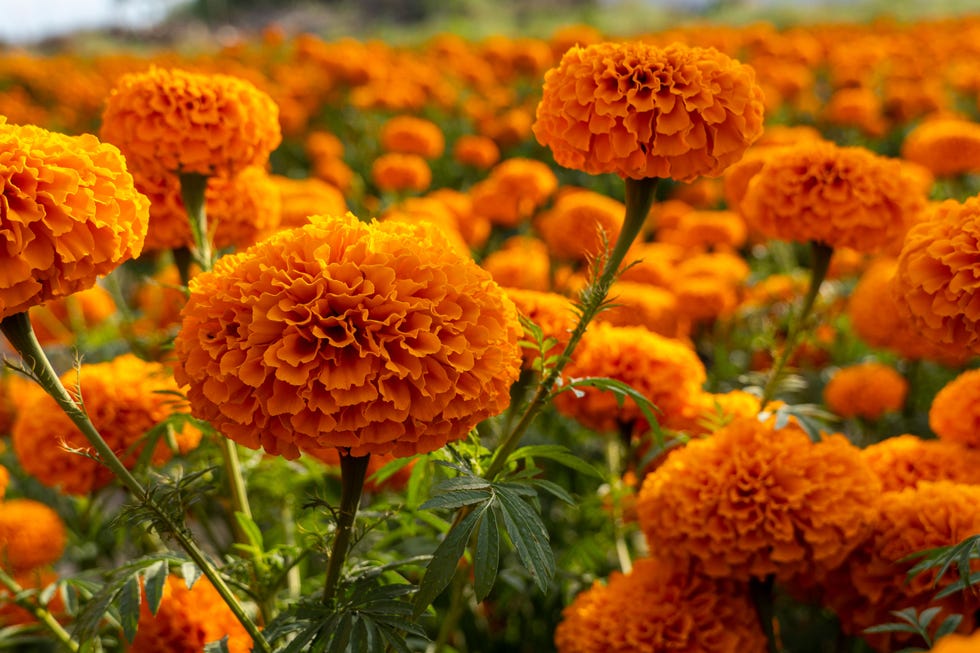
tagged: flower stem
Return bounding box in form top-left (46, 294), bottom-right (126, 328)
top-left (178, 172), bottom-right (213, 271)
top-left (607, 428), bottom-right (632, 574)
top-left (750, 575), bottom-right (781, 653)
top-left (0, 312), bottom-right (272, 653)
top-left (0, 568), bottom-right (78, 653)
top-left (485, 176), bottom-right (658, 480)
top-left (760, 241), bottom-right (834, 407)
top-left (323, 451), bottom-right (371, 605)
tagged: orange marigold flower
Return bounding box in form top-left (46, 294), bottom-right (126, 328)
top-left (740, 140), bottom-right (926, 252)
top-left (381, 197), bottom-right (469, 254)
top-left (902, 116), bottom-right (980, 178)
top-left (470, 158), bottom-right (558, 227)
top-left (426, 188), bottom-right (491, 249)
top-left (0, 464), bottom-right (7, 501)
top-left (597, 281), bottom-right (689, 340)
top-left (0, 499), bottom-right (66, 572)
top-left (452, 134), bottom-right (500, 169)
top-left (505, 288), bottom-right (576, 369)
top-left (0, 120), bottom-right (148, 320)
top-left (272, 174), bottom-right (347, 230)
top-left (312, 155), bottom-right (354, 192)
top-left (930, 632), bottom-right (980, 653)
top-left (822, 86), bottom-right (887, 137)
top-left (533, 42), bottom-right (765, 181)
top-left (370, 152), bottom-right (431, 193)
top-left (657, 209), bottom-right (748, 252)
top-left (636, 417), bottom-right (880, 581)
top-left (100, 67), bottom-right (281, 178)
top-left (173, 214), bottom-right (523, 459)
top-left (480, 236), bottom-right (552, 291)
top-left (29, 284), bottom-right (116, 346)
top-left (535, 189), bottom-right (625, 262)
top-left (823, 362), bottom-right (908, 420)
top-left (12, 354), bottom-right (202, 495)
top-left (619, 242), bottom-right (688, 288)
top-left (554, 557), bottom-right (766, 653)
top-left (892, 197), bottom-right (980, 354)
top-left (555, 322), bottom-right (706, 434)
top-left (861, 434), bottom-right (980, 492)
top-left (661, 388), bottom-right (762, 439)
top-left (930, 369), bottom-right (980, 448)
top-left (380, 115), bottom-right (445, 159)
top-left (131, 575), bottom-right (252, 653)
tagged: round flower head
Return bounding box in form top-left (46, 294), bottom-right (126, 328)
top-left (554, 558), bottom-right (766, 653)
top-left (130, 575), bottom-right (251, 653)
top-left (893, 197), bottom-right (980, 355)
top-left (100, 66), bottom-right (281, 178)
top-left (481, 236), bottom-right (552, 292)
top-left (535, 189), bottom-right (625, 262)
top-left (173, 213), bottom-right (523, 459)
top-left (902, 116), bottom-right (980, 178)
top-left (0, 464), bottom-right (7, 501)
top-left (554, 322), bottom-right (706, 434)
top-left (533, 41), bottom-right (765, 181)
top-left (823, 362), bottom-right (908, 420)
top-left (931, 632), bottom-right (980, 653)
top-left (0, 120), bottom-right (148, 319)
top-left (453, 134), bottom-right (500, 169)
top-left (380, 115), bottom-right (445, 159)
top-left (930, 369), bottom-right (980, 448)
top-left (636, 417), bottom-right (880, 581)
top-left (861, 434), bottom-right (980, 492)
top-left (596, 281), bottom-right (689, 340)
top-left (0, 499), bottom-right (66, 572)
top-left (740, 140), bottom-right (927, 253)
top-left (470, 158), bottom-right (558, 227)
top-left (12, 354), bottom-right (203, 495)
top-left (370, 152), bottom-right (432, 193)
top-left (271, 174), bottom-right (347, 230)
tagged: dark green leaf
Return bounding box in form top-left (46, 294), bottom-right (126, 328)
top-left (529, 479), bottom-right (575, 505)
top-left (379, 624), bottom-right (413, 653)
top-left (474, 505), bottom-right (500, 602)
top-left (506, 444), bottom-right (601, 479)
top-left (181, 562), bottom-right (202, 590)
top-left (495, 487), bottom-right (554, 593)
top-left (118, 575), bottom-right (142, 643)
top-left (204, 636), bottom-right (231, 653)
top-left (369, 455), bottom-right (418, 487)
top-left (142, 560), bottom-right (168, 616)
top-left (419, 489), bottom-right (491, 512)
top-left (326, 612), bottom-right (353, 653)
top-left (936, 614), bottom-right (965, 639)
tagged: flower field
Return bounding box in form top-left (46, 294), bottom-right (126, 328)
top-left (3, 6), bottom-right (980, 653)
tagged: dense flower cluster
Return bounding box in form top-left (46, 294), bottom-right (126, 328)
top-left (861, 434), bottom-right (980, 492)
top-left (823, 362), bottom-right (908, 420)
top-left (174, 213), bottom-right (522, 458)
top-left (469, 158), bottom-right (558, 227)
top-left (930, 369), bottom-right (980, 448)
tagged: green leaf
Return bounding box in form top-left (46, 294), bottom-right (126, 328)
top-left (495, 487), bottom-right (554, 593)
top-left (529, 478), bottom-right (576, 505)
top-left (506, 444), bottom-right (602, 479)
top-left (142, 560), bottom-right (168, 616)
top-left (557, 376), bottom-right (662, 443)
top-left (234, 511), bottom-right (265, 551)
top-left (118, 575), bottom-right (142, 643)
top-left (204, 637), bottom-right (231, 653)
top-left (935, 614), bottom-right (964, 639)
top-left (369, 454), bottom-right (418, 487)
top-left (473, 505), bottom-right (500, 602)
top-left (413, 500), bottom-right (490, 618)
top-left (327, 612), bottom-right (353, 653)
top-left (419, 489), bottom-right (491, 511)
top-left (181, 562), bottom-right (202, 590)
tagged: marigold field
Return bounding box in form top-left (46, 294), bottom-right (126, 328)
top-left (5, 4), bottom-right (980, 653)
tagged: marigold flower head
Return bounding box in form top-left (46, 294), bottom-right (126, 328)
top-left (100, 67), bottom-right (281, 178)
top-left (892, 197), bottom-right (980, 354)
top-left (173, 213), bottom-right (523, 459)
top-left (661, 388), bottom-right (762, 439)
top-left (29, 284), bottom-right (116, 346)
top-left (470, 158), bottom-right (558, 227)
top-left (0, 499), bottom-right (66, 572)
top-left (930, 632), bottom-right (980, 653)
top-left (822, 86), bottom-right (887, 137)
top-left (657, 209), bottom-right (748, 252)
top-left (480, 236), bottom-right (552, 291)
top-left (930, 369), bottom-right (980, 448)
top-left (380, 115), bottom-right (445, 159)
top-left (619, 242), bottom-right (688, 288)
top-left (0, 465), bottom-right (7, 501)
top-left (555, 323), bottom-right (706, 434)
top-left (12, 354), bottom-right (202, 495)
top-left (452, 134), bottom-right (500, 169)
top-left (861, 434), bottom-right (980, 492)
top-left (381, 197), bottom-right (469, 254)
top-left (637, 417), bottom-right (880, 581)
top-left (823, 362), bottom-right (908, 420)
top-left (0, 120), bottom-right (148, 319)
top-left (370, 152), bottom-right (431, 193)
top-left (740, 140), bottom-right (927, 252)
top-left (902, 117), bottom-right (980, 178)
top-left (597, 281), bottom-right (689, 340)
top-left (535, 189), bottom-right (625, 262)
top-left (271, 174), bottom-right (347, 230)
top-left (533, 41), bottom-right (766, 181)
top-left (426, 188), bottom-right (491, 249)
top-left (554, 558), bottom-right (766, 653)
top-left (131, 575), bottom-right (252, 653)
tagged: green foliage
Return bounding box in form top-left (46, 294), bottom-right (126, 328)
top-left (863, 606), bottom-right (963, 652)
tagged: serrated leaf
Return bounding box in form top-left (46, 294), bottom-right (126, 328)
top-left (413, 500), bottom-right (490, 618)
top-left (529, 479), bottom-right (576, 505)
top-left (142, 560), bottom-right (168, 616)
top-left (431, 476), bottom-right (493, 492)
top-left (915, 606), bottom-right (943, 630)
top-left (234, 511), bottom-right (264, 551)
top-left (204, 636), bottom-right (231, 653)
top-left (934, 571), bottom-right (980, 599)
top-left (419, 489), bottom-right (491, 511)
top-left (506, 444), bottom-right (601, 479)
top-left (495, 487), bottom-right (554, 593)
top-left (327, 612), bottom-right (353, 653)
top-left (181, 562), bottom-right (202, 590)
top-left (936, 613), bottom-right (965, 639)
top-left (474, 504), bottom-right (500, 602)
top-left (118, 575), bottom-right (142, 643)
top-left (350, 616), bottom-right (369, 653)
top-left (379, 624), bottom-right (413, 653)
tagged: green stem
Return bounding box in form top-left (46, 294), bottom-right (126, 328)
top-left (760, 241), bottom-right (834, 408)
top-left (484, 177), bottom-right (658, 480)
top-left (172, 246), bottom-right (195, 289)
top-left (178, 172), bottom-right (213, 271)
top-left (750, 575), bottom-right (780, 653)
top-left (0, 312), bottom-right (272, 653)
top-left (323, 451), bottom-right (371, 604)
top-left (607, 428), bottom-right (632, 574)
top-left (0, 568), bottom-right (79, 652)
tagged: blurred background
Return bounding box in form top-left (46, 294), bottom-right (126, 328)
top-left (0, 0), bottom-right (977, 48)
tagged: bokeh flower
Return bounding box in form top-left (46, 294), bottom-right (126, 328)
top-left (271, 174), bottom-right (347, 230)
top-left (480, 236), bottom-right (552, 292)
top-left (930, 632), bottom-right (980, 653)
top-left (29, 284), bottom-right (116, 346)
top-left (469, 158), bottom-right (558, 227)
top-left (380, 115), bottom-right (445, 159)
top-left (0, 119), bottom-right (148, 319)
top-left (823, 362), bottom-right (908, 420)
top-left (596, 281), bottom-right (689, 340)
top-left (452, 134), bottom-right (500, 169)
top-left (533, 41), bottom-right (765, 181)
top-left (930, 369), bottom-right (980, 448)
top-left (100, 66), bottom-right (281, 178)
top-left (902, 116), bottom-right (980, 178)
top-left (535, 189), bottom-right (625, 262)
top-left (554, 558), bottom-right (766, 653)
top-left (173, 213), bottom-right (523, 459)
top-left (370, 152), bottom-right (432, 193)
top-left (861, 434), bottom-right (980, 492)
top-left (636, 417), bottom-right (880, 581)
top-left (12, 354), bottom-right (202, 495)
top-left (0, 499), bottom-right (66, 572)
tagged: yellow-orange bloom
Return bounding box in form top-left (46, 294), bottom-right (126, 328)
top-left (930, 632), bottom-right (980, 653)
top-left (554, 558), bottom-right (766, 653)
top-left (380, 115), bottom-right (445, 159)
top-left (637, 417), bottom-right (880, 581)
top-left (0, 120), bottom-right (148, 319)
top-left (480, 236), bottom-right (552, 292)
top-left (597, 281), bottom-right (689, 340)
top-left (130, 575), bottom-right (252, 653)
top-left (893, 197), bottom-right (980, 354)
top-left (930, 369), bottom-right (980, 449)
top-left (740, 141), bottom-right (926, 252)
top-left (535, 189), bottom-right (625, 262)
top-left (29, 284), bottom-right (116, 346)
top-left (861, 434), bottom-right (980, 492)
top-left (470, 158), bottom-right (558, 228)
top-left (370, 152), bottom-right (432, 193)
top-left (12, 354), bottom-right (202, 495)
top-left (0, 465), bottom-right (6, 501)
top-left (452, 134), bottom-right (500, 169)
top-left (173, 214), bottom-right (522, 459)
top-left (271, 175), bottom-right (347, 230)
top-left (100, 67), bottom-right (281, 178)
top-left (902, 117), bottom-right (980, 178)
top-left (533, 42), bottom-right (765, 181)
top-left (0, 499), bottom-right (66, 572)
top-left (823, 362), bottom-right (908, 420)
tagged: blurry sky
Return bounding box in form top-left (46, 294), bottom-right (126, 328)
top-left (0, 0), bottom-right (187, 44)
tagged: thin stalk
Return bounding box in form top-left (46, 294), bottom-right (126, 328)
top-left (178, 172), bottom-right (213, 271)
top-left (323, 451), bottom-right (371, 604)
top-left (0, 312), bottom-right (272, 653)
top-left (606, 429), bottom-right (632, 574)
top-left (760, 241), bottom-right (834, 408)
top-left (0, 568), bottom-right (79, 653)
top-left (750, 575), bottom-right (780, 653)
top-left (484, 176), bottom-right (658, 480)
